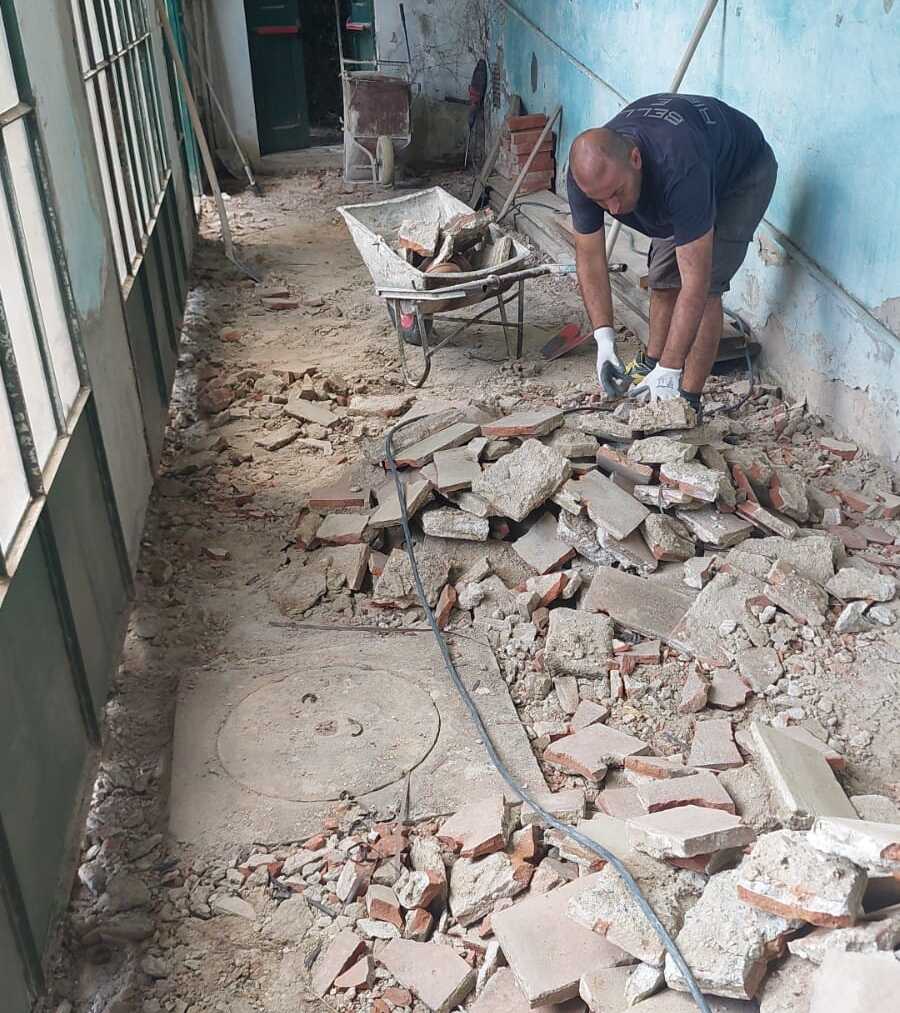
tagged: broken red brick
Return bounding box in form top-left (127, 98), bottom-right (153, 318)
top-left (635, 770), bottom-right (736, 814)
top-left (819, 436), bottom-right (858, 460)
top-left (731, 463), bottom-right (759, 503)
top-left (382, 987), bottom-right (413, 1008)
top-left (736, 500), bottom-right (799, 539)
top-left (368, 550), bottom-right (388, 577)
top-left (506, 112), bottom-right (548, 131)
top-left (826, 524), bottom-right (868, 550)
top-left (366, 884), bottom-right (404, 929)
top-left (308, 481), bottom-right (370, 511)
top-left (403, 906), bottom-right (433, 942)
top-left (334, 955), bottom-right (374, 991)
top-left (437, 797), bottom-right (515, 858)
top-left (509, 825), bottom-right (542, 865)
top-left (312, 929), bottom-right (367, 996)
top-left (832, 483), bottom-right (880, 515)
top-left (435, 583), bottom-right (457, 629)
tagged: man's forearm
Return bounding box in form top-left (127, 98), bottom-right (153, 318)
top-left (658, 284), bottom-right (708, 369)
top-left (576, 248), bottom-right (614, 330)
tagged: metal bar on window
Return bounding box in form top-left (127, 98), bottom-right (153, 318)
top-left (83, 81), bottom-right (127, 279)
top-left (108, 54), bottom-right (150, 230)
top-left (0, 297), bottom-right (43, 497)
top-left (96, 71), bottom-right (139, 266)
top-left (0, 129), bottom-right (66, 436)
top-left (0, 99), bottom-right (29, 128)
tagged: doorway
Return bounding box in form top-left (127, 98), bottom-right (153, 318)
top-left (244, 0), bottom-right (311, 154)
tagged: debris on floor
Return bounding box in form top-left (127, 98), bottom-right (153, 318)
top-left (44, 164), bottom-right (900, 1013)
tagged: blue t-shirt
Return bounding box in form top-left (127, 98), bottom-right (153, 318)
top-left (567, 93), bottom-right (766, 245)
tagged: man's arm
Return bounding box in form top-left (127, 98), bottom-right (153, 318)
top-left (574, 227), bottom-right (614, 329)
top-left (658, 227), bottom-right (714, 369)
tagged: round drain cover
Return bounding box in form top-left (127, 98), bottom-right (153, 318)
top-left (216, 667), bottom-right (440, 802)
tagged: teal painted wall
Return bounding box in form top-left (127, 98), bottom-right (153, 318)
top-left (489, 1), bottom-right (900, 462)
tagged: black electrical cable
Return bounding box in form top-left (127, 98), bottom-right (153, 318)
top-left (383, 421), bottom-right (713, 1013)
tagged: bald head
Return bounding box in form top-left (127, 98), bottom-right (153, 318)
top-left (569, 128), bottom-right (642, 216)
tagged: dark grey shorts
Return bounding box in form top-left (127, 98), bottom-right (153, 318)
top-left (648, 143), bottom-right (778, 295)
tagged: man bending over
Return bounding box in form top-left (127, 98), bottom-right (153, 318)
top-left (567, 93), bottom-right (777, 410)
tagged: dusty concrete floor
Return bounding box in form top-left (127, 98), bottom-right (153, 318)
top-left (38, 158), bottom-right (900, 1013)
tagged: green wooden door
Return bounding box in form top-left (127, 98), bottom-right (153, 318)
top-left (244, 0), bottom-right (311, 154)
top-left (346, 0), bottom-right (375, 63)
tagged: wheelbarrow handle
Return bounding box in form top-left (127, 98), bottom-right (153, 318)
top-left (376, 263), bottom-right (576, 301)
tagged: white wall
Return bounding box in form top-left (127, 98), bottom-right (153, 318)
top-left (375, 0), bottom-right (486, 101)
top-left (204, 0), bottom-right (261, 163)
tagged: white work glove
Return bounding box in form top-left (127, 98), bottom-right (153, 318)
top-left (593, 326), bottom-right (627, 397)
top-left (629, 363), bottom-right (683, 402)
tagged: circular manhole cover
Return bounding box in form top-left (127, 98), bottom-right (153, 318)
top-left (216, 667), bottom-right (440, 802)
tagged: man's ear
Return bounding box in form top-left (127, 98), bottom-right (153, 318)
top-left (630, 146), bottom-right (642, 171)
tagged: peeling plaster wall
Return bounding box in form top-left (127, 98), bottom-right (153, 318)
top-left (487, 1), bottom-right (900, 464)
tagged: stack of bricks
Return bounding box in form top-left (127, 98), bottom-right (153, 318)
top-left (496, 112), bottom-right (555, 194)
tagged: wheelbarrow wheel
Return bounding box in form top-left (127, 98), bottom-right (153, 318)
top-left (387, 304), bottom-right (433, 346)
top-left (376, 135), bottom-right (395, 187)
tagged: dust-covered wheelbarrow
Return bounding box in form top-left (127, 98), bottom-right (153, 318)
top-left (337, 186), bottom-right (575, 387)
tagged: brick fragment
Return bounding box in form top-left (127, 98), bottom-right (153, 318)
top-left (818, 436), bottom-right (858, 460)
top-left (398, 217), bottom-right (440, 257)
top-left (642, 513), bottom-right (695, 562)
top-left (520, 788), bottom-right (586, 827)
top-left (512, 511), bottom-right (576, 574)
top-left (736, 500), bottom-right (799, 539)
top-left (437, 796), bottom-right (516, 859)
top-left (765, 558), bottom-right (828, 626)
top-left (628, 805), bottom-right (755, 858)
top-left (378, 938), bottom-right (475, 1013)
top-left (308, 479), bottom-right (370, 511)
top-left (481, 407), bottom-right (563, 438)
top-left (675, 505), bottom-right (754, 547)
top-left (708, 668), bottom-right (752, 709)
top-left (395, 422), bottom-right (482, 468)
top-left (738, 829), bottom-right (867, 927)
top-left (434, 583), bottom-right (456, 628)
top-left (315, 512), bottom-right (370, 545)
top-left (636, 771), bottom-right (736, 815)
top-left (544, 724), bottom-right (650, 782)
top-left (809, 816), bottom-right (900, 877)
top-left (678, 670), bottom-right (709, 713)
top-left (688, 719), bottom-right (744, 771)
top-left (627, 435), bottom-right (697, 465)
top-left (312, 929), bottom-right (367, 996)
top-left (403, 906), bottom-right (433, 941)
top-left (506, 112), bottom-right (548, 130)
top-left (334, 954), bottom-right (374, 991)
top-left (595, 787), bottom-right (647, 819)
top-left (624, 754), bottom-right (693, 779)
top-left (768, 468), bottom-right (809, 521)
top-left (596, 444), bottom-right (655, 483)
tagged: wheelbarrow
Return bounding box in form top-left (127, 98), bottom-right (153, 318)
top-left (338, 186), bottom-right (576, 387)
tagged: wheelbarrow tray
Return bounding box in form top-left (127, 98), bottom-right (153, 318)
top-left (337, 186), bottom-right (531, 295)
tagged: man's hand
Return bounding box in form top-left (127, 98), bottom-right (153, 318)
top-left (629, 363), bottom-right (682, 401)
top-left (593, 326), bottom-right (627, 395)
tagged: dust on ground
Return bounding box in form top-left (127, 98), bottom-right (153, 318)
top-left (36, 161), bottom-right (900, 1013)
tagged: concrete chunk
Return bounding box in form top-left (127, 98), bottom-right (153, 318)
top-left (851, 794), bottom-right (900, 823)
top-left (545, 425), bottom-right (600, 459)
top-left (636, 771), bottom-right (736, 815)
top-left (738, 829), bottom-right (867, 927)
top-left (379, 938), bottom-right (475, 1012)
top-left (826, 567), bottom-right (896, 602)
top-left (750, 722), bottom-right (857, 829)
top-left (421, 507), bottom-right (490, 541)
top-left (660, 461), bottom-right (732, 504)
top-left (735, 647), bottom-right (783, 692)
top-left (642, 514), bottom-right (695, 562)
top-left (808, 951), bottom-right (900, 1013)
top-left (665, 867), bottom-right (801, 999)
top-left (449, 852), bottom-right (530, 925)
top-left (765, 558), bottom-right (828, 626)
top-left (622, 963), bottom-right (665, 1006)
top-left (493, 873), bottom-right (633, 1006)
top-left (372, 546), bottom-right (449, 607)
top-left (521, 788), bottom-right (587, 827)
top-left (628, 436), bottom-right (698, 465)
top-left (544, 609), bottom-right (614, 679)
top-left (628, 806), bottom-right (754, 858)
top-left (787, 903), bottom-right (900, 963)
top-left (809, 817), bottom-right (900, 877)
top-left (472, 439), bottom-right (572, 522)
top-left (630, 398), bottom-right (698, 434)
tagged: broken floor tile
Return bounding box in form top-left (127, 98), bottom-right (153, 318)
top-left (627, 805), bottom-right (755, 858)
top-left (492, 872), bottom-right (633, 1005)
top-left (583, 567), bottom-right (692, 643)
top-left (315, 512), bottom-right (370, 545)
top-left (433, 446), bottom-right (482, 492)
top-left (378, 938), bottom-right (475, 1013)
top-left (421, 507), bottom-right (489, 541)
top-left (708, 669), bottom-right (752, 709)
top-left (347, 393), bottom-right (413, 418)
top-left (735, 647), bottom-right (783, 692)
top-left (544, 608), bottom-right (614, 679)
top-left (513, 511), bottom-right (576, 574)
top-left (818, 437), bottom-right (858, 460)
top-left (688, 719), bottom-right (744, 771)
top-left (554, 676), bottom-right (581, 715)
top-left (595, 787), bottom-right (648, 820)
top-left (550, 814), bottom-right (635, 870)
top-left (738, 829), bottom-right (867, 927)
top-left (448, 852), bottom-right (530, 926)
top-left (808, 951), bottom-right (900, 1013)
top-left (254, 422), bottom-right (300, 451)
top-left (367, 478), bottom-right (433, 529)
top-left (521, 788), bottom-right (587, 827)
top-left (571, 699), bottom-right (609, 731)
top-left (437, 796), bottom-right (516, 858)
top-left (472, 439), bottom-right (572, 522)
top-left (780, 727), bottom-right (845, 770)
top-left (394, 422), bottom-right (483, 468)
top-left (808, 816), bottom-right (900, 877)
top-left (544, 724), bottom-right (650, 781)
top-left (665, 867), bottom-right (801, 1000)
top-left (472, 967), bottom-right (586, 1012)
top-left (572, 470), bottom-right (650, 540)
top-left (308, 478), bottom-right (370, 511)
top-left (312, 928), bottom-right (367, 996)
top-left (736, 500), bottom-right (799, 540)
top-left (635, 771), bottom-right (736, 815)
top-left (678, 670), bottom-right (709, 714)
top-left (624, 754), bottom-right (693, 780)
top-left (285, 396), bottom-right (338, 426)
top-left (675, 506), bottom-right (754, 548)
top-left (481, 407), bottom-right (564, 438)
top-left (750, 722), bottom-right (857, 829)
top-left (596, 444), bottom-right (655, 484)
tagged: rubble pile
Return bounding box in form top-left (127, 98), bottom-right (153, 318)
top-left (253, 388), bottom-right (900, 1009)
top-left (396, 208), bottom-right (506, 278)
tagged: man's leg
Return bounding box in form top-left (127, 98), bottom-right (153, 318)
top-left (647, 288), bottom-right (678, 361)
top-left (681, 294), bottom-right (723, 394)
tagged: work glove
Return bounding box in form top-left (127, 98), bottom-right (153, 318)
top-left (628, 363), bottom-right (683, 402)
top-left (593, 326), bottom-right (628, 397)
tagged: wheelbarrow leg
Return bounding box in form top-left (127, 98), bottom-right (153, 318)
top-left (516, 279), bottom-right (525, 359)
top-left (497, 294), bottom-right (512, 359)
top-left (394, 299), bottom-right (432, 388)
